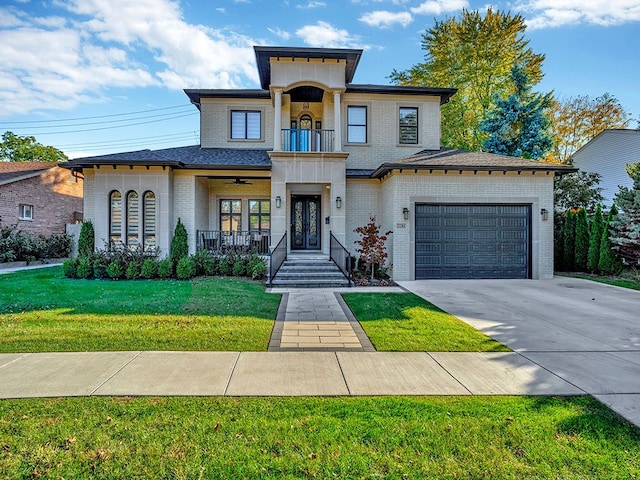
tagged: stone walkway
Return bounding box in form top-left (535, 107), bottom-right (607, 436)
top-left (267, 287), bottom-right (403, 351)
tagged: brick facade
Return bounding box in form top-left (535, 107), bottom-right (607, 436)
top-left (0, 166), bottom-right (83, 235)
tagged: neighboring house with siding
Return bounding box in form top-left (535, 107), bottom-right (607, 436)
top-left (64, 46), bottom-right (574, 281)
top-left (0, 162), bottom-right (83, 235)
top-left (571, 129), bottom-right (640, 206)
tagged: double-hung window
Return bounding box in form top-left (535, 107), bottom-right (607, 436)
top-left (143, 191), bottom-right (156, 250)
top-left (126, 191), bottom-right (139, 247)
top-left (231, 110), bottom-right (261, 140)
top-left (399, 107), bottom-right (418, 144)
top-left (249, 200), bottom-right (270, 232)
top-left (19, 204), bottom-right (33, 220)
top-left (220, 199), bottom-right (242, 232)
top-left (109, 191), bottom-right (122, 244)
top-left (347, 106), bottom-right (367, 143)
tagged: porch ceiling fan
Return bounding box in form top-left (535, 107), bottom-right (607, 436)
top-left (225, 178), bottom-right (252, 185)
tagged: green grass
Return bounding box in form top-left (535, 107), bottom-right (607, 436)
top-left (0, 267), bottom-right (280, 352)
top-left (565, 274), bottom-right (640, 291)
top-left (0, 396), bottom-right (638, 479)
top-left (342, 292), bottom-right (509, 352)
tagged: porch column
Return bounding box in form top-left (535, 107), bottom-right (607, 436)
top-left (333, 90), bottom-right (342, 152)
top-left (273, 88), bottom-right (282, 151)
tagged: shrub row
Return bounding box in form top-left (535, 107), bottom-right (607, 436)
top-left (63, 247), bottom-right (267, 281)
top-left (0, 222), bottom-right (72, 263)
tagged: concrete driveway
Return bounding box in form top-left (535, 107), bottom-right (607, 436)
top-left (399, 276), bottom-right (640, 427)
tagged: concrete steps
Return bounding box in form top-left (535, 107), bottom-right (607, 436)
top-left (271, 258), bottom-right (351, 288)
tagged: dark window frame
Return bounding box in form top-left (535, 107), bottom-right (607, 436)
top-left (126, 190), bottom-right (140, 247)
top-left (109, 190), bottom-right (122, 245)
top-left (249, 199), bottom-right (270, 232)
top-left (143, 191), bottom-right (156, 251)
top-left (399, 106), bottom-right (419, 145)
top-left (230, 110), bottom-right (261, 140)
top-left (347, 105), bottom-right (367, 143)
top-left (220, 199), bottom-right (242, 232)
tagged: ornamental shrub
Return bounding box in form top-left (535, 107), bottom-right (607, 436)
top-left (248, 254), bottom-right (267, 280)
top-left (562, 210), bottom-right (576, 271)
top-left (77, 220), bottom-right (95, 258)
top-left (62, 258), bottom-right (78, 278)
top-left (232, 255), bottom-right (248, 277)
top-left (218, 253), bottom-right (234, 276)
top-left (193, 249), bottom-right (216, 276)
top-left (140, 258), bottom-right (158, 279)
top-left (574, 208), bottom-right (590, 272)
top-left (76, 257), bottom-right (93, 279)
top-left (171, 218), bottom-right (189, 266)
top-left (587, 204), bottom-right (604, 273)
top-left (92, 254), bottom-right (109, 279)
top-left (157, 258), bottom-right (173, 279)
top-left (599, 206), bottom-right (622, 275)
top-left (107, 260), bottom-right (125, 280)
top-left (176, 257), bottom-right (196, 280)
top-left (125, 261), bottom-right (141, 280)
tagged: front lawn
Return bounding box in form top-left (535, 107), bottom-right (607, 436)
top-left (564, 273), bottom-right (640, 291)
top-left (0, 267), bottom-right (280, 352)
top-left (342, 292), bottom-right (509, 352)
top-left (1, 396), bottom-right (638, 478)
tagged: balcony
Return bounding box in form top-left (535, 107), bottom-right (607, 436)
top-left (281, 129), bottom-right (334, 152)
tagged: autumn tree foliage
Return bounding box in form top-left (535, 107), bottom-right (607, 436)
top-left (549, 94), bottom-right (631, 163)
top-left (390, 9), bottom-right (544, 151)
top-left (354, 217), bottom-right (392, 281)
top-left (0, 131), bottom-right (67, 162)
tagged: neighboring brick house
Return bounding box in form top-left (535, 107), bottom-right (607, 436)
top-left (0, 162), bottom-right (83, 236)
top-left (64, 46), bottom-right (575, 281)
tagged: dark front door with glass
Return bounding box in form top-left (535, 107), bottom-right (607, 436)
top-left (291, 195), bottom-right (321, 250)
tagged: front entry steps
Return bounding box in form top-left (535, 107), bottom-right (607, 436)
top-left (271, 257), bottom-right (350, 288)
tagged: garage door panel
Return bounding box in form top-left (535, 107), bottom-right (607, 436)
top-left (415, 204), bottom-right (530, 279)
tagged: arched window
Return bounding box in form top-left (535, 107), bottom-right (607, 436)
top-left (126, 191), bottom-right (139, 247)
top-left (143, 191), bottom-right (156, 250)
top-left (109, 191), bottom-right (122, 245)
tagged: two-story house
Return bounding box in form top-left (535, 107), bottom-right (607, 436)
top-left (64, 46), bottom-right (574, 281)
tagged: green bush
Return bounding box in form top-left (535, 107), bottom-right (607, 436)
top-left (176, 257), bottom-right (196, 280)
top-left (0, 222), bottom-right (72, 263)
top-left (193, 249), bottom-right (216, 276)
top-left (92, 254), bottom-right (109, 279)
top-left (218, 254), bottom-right (234, 276)
top-left (41, 233), bottom-right (72, 258)
top-left (157, 258), bottom-right (173, 279)
top-left (62, 258), bottom-right (78, 278)
top-left (125, 261), bottom-right (141, 280)
top-left (140, 258), bottom-right (158, 279)
top-left (107, 260), bottom-right (125, 280)
top-left (76, 257), bottom-right (94, 279)
top-left (587, 204), bottom-right (604, 273)
top-left (232, 255), bottom-right (248, 277)
top-left (562, 210), bottom-right (577, 271)
top-left (77, 220), bottom-right (95, 258)
top-left (249, 255), bottom-right (267, 280)
top-left (171, 218), bottom-right (189, 266)
top-left (599, 206), bottom-right (622, 275)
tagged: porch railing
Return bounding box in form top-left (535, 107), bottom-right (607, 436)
top-left (330, 231), bottom-right (352, 287)
top-left (281, 129), bottom-right (334, 152)
top-left (197, 230), bottom-right (270, 255)
top-left (268, 232), bottom-right (287, 286)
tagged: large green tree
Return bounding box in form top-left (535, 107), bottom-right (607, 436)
top-left (390, 8), bottom-right (545, 151)
top-left (549, 94), bottom-right (631, 164)
top-left (610, 163), bottom-right (640, 265)
top-left (0, 131), bottom-right (67, 162)
top-left (554, 171), bottom-right (603, 214)
top-left (480, 64), bottom-right (553, 159)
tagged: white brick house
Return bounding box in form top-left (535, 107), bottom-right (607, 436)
top-left (65, 46), bottom-right (575, 281)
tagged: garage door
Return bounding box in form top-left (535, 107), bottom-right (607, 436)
top-left (415, 204), bottom-right (530, 279)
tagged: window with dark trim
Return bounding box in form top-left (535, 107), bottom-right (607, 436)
top-left (231, 110), bottom-right (261, 139)
top-left (220, 199), bottom-right (242, 232)
top-left (109, 190), bottom-right (122, 244)
top-left (249, 200), bottom-right (270, 231)
top-left (126, 191), bottom-right (139, 247)
top-left (143, 191), bottom-right (156, 250)
top-left (19, 204), bottom-right (33, 220)
top-left (399, 107), bottom-right (418, 144)
top-left (347, 106), bottom-right (367, 143)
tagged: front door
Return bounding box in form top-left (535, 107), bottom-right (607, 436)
top-left (291, 195), bottom-right (321, 250)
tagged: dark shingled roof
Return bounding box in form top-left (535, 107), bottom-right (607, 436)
top-left (64, 145), bottom-right (272, 170)
top-left (371, 148), bottom-right (578, 177)
top-left (346, 169), bottom-right (376, 178)
top-left (0, 161), bottom-right (58, 184)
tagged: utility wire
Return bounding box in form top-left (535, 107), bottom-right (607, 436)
top-left (56, 131), bottom-right (199, 148)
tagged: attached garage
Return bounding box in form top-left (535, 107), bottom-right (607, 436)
top-left (415, 204), bottom-right (531, 279)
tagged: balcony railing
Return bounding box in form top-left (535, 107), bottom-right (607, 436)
top-left (281, 128), bottom-right (334, 152)
top-left (197, 230), bottom-right (270, 255)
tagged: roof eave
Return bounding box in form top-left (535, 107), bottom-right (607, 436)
top-left (371, 163), bottom-right (578, 178)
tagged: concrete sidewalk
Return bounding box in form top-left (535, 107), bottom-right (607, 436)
top-left (0, 350), bottom-right (581, 398)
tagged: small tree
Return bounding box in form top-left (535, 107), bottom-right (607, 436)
top-left (598, 205), bottom-right (621, 275)
top-left (574, 208), bottom-right (590, 271)
top-left (587, 204), bottom-right (604, 272)
top-left (562, 210), bottom-right (577, 271)
top-left (170, 218), bottom-right (188, 266)
top-left (77, 220), bottom-right (95, 258)
top-left (354, 216), bottom-right (392, 282)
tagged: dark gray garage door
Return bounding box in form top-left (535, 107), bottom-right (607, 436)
top-left (415, 204), bottom-right (530, 279)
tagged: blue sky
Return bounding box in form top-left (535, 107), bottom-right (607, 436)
top-left (0, 0), bottom-right (638, 158)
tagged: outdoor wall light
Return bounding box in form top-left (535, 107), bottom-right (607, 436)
top-left (336, 196), bottom-right (342, 208)
top-left (540, 208), bottom-right (549, 221)
top-left (275, 196), bottom-right (282, 208)
top-left (403, 207), bottom-right (410, 220)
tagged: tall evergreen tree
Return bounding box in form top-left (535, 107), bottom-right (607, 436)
top-left (562, 210), bottom-right (577, 271)
top-left (480, 64), bottom-right (553, 159)
top-left (610, 162), bottom-right (640, 266)
top-left (587, 204), bottom-right (604, 272)
top-left (170, 218), bottom-right (189, 266)
top-left (598, 206), bottom-right (621, 275)
top-left (574, 208), bottom-right (590, 271)
top-left (390, 9), bottom-right (544, 151)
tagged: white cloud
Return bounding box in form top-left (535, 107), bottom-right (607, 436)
top-left (296, 1), bottom-right (327, 8)
top-left (359, 10), bottom-right (413, 28)
top-left (411, 0), bottom-right (469, 15)
top-left (295, 21), bottom-right (365, 48)
top-left (268, 26), bottom-right (291, 40)
top-left (516, 0), bottom-right (640, 28)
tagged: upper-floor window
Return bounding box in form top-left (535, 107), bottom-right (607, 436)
top-left (399, 107), bottom-right (418, 144)
top-left (231, 110), bottom-right (261, 140)
top-left (109, 190), bottom-right (122, 245)
top-left (19, 204), bottom-right (33, 220)
top-left (347, 106), bottom-right (367, 143)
